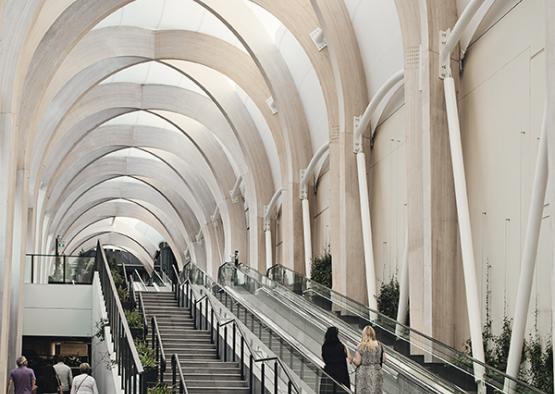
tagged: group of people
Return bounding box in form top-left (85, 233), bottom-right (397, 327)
top-left (7, 356), bottom-right (99, 394)
top-left (321, 325), bottom-right (384, 394)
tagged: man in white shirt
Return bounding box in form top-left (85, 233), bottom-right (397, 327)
top-left (53, 356), bottom-right (73, 394)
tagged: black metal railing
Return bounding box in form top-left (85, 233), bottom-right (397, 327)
top-left (138, 292), bottom-right (149, 340)
top-left (151, 316), bottom-right (167, 384)
top-left (171, 354), bottom-right (189, 394)
top-left (95, 241), bottom-right (144, 393)
top-left (176, 272), bottom-right (303, 394)
top-left (25, 253), bottom-right (95, 284)
top-left (129, 275), bottom-right (137, 310)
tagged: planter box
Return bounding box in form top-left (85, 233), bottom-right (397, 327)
top-left (130, 326), bottom-right (144, 340)
top-left (141, 367), bottom-right (158, 392)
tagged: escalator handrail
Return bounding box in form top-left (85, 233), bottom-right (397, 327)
top-left (264, 264), bottom-right (543, 393)
top-left (212, 263), bottom-right (354, 393)
top-left (185, 273), bottom-right (304, 393)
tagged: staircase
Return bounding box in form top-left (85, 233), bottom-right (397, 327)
top-left (141, 292), bottom-right (249, 393)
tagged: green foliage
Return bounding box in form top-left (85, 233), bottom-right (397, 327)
top-left (527, 336), bottom-right (553, 392)
top-left (311, 252), bottom-right (332, 288)
top-left (376, 276), bottom-right (399, 320)
top-left (135, 341), bottom-right (157, 368)
top-left (464, 316), bottom-right (527, 379)
top-left (125, 309), bottom-right (143, 330)
top-left (111, 266), bottom-right (124, 289)
top-left (147, 385), bottom-right (173, 394)
top-left (117, 287), bottom-right (128, 303)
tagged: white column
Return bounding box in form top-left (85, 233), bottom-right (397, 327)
top-left (355, 151), bottom-right (377, 309)
top-left (443, 76), bottom-right (485, 381)
top-left (301, 198), bottom-right (312, 279)
top-left (396, 224), bottom-right (409, 335)
top-left (504, 108), bottom-right (547, 390)
top-left (265, 223), bottom-right (272, 270)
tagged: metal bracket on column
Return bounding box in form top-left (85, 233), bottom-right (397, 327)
top-left (353, 115), bottom-right (363, 153)
top-left (230, 175), bottom-right (243, 203)
top-left (195, 229), bottom-right (204, 243)
top-left (263, 205), bottom-right (271, 232)
top-left (299, 169), bottom-right (308, 200)
top-left (439, 29), bottom-right (452, 79)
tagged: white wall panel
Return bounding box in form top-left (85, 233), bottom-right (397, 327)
top-left (23, 284), bottom-right (92, 336)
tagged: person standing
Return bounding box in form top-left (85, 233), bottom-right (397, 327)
top-left (70, 363), bottom-right (98, 394)
top-left (36, 362), bottom-right (61, 394)
top-left (350, 325), bottom-right (384, 394)
top-left (53, 357), bottom-right (72, 394)
top-left (320, 326), bottom-right (351, 393)
top-left (7, 356), bottom-right (36, 394)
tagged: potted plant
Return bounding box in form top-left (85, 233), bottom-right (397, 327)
top-left (125, 309), bottom-right (144, 340)
top-left (147, 384), bottom-right (173, 394)
top-left (136, 341), bottom-right (158, 391)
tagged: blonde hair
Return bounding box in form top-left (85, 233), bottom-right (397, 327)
top-left (359, 325), bottom-right (378, 351)
top-left (79, 363), bottom-right (91, 374)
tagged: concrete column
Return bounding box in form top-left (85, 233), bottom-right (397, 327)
top-left (395, 0), bottom-right (460, 347)
top-left (311, 1), bottom-right (369, 305)
top-left (545, 2), bottom-right (555, 392)
top-left (0, 113), bottom-right (18, 386)
top-left (9, 169), bottom-right (29, 369)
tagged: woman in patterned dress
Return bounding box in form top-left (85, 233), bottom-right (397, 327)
top-left (350, 325), bottom-right (384, 394)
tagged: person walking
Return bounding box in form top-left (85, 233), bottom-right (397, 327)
top-left (36, 362), bottom-right (61, 394)
top-left (7, 356), bottom-right (36, 394)
top-left (53, 357), bottom-right (72, 394)
top-left (69, 364), bottom-right (98, 394)
top-left (320, 326), bottom-right (351, 393)
top-left (350, 325), bottom-right (384, 394)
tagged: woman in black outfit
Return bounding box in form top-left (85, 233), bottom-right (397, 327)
top-left (320, 326), bottom-right (351, 393)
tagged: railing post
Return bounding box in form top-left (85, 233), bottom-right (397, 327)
top-left (210, 309), bottom-right (214, 343)
top-left (172, 355), bottom-right (176, 394)
top-left (249, 355), bottom-right (254, 394)
top-left (274, 361), bottom-right (279, 394)
top-left (216, 324), bottom-right (220, 358)
top-left (63, 255), bottom-right (67, 283)
top-left (204, 299), bottom-right (208, 331)
top-left (224, 325), bottom-right (228, 361)
top-left (261, 362), bottom-right (266, 393)
top-left (240, 337), bottom-right (245, 379)
top-left (233, 322), bottom-right (237, 362)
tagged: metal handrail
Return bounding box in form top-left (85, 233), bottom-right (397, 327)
top-left (190, 284), bottom-right (303, 393)
top-left (191, 265), bottom-right (352, 393)
top-left (95, 241), bottom-right (144, 393)
top-left (138, 293), bottom-right (148, 339)
top-left (129, 275), bottom-right (137, 309)
top-left (133, 269), bottom-right (147, 291)
top-left (265, 263), bottom-right (544, 393)
top-left (171, 354), bottom-right (190, 394)
top-left (213, 281), bottom-right (350, 393)
top-left (151, 316), bottom-right (167, 383)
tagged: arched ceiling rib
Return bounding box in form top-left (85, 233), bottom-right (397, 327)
top-left (57, 199), bottom-right (185, 267)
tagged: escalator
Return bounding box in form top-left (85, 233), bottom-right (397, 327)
top-left (185, 263), bottom-right (352, 393)
top-left (214, 262), bottom-right (542, 394)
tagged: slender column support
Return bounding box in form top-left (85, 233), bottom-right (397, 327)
top-left (301, 198), bottom-right (312, 278)
top-left (351, 70), bottom-right (404, 310)
top-left (264, 223), bottom-right (272, 270)
top-left (395, 224), bottom-right (409, 335)
top-left (264, 189), bottom-right (283, 270)
top-left (504, 106), bottom-right (548, 390)
top-left (443, 76), bottom-right (485, 382)
top-left (355, 150), bottom-right (377, 310)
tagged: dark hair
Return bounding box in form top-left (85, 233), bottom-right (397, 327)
top-left (324, 326), bottom-right (340, 344)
